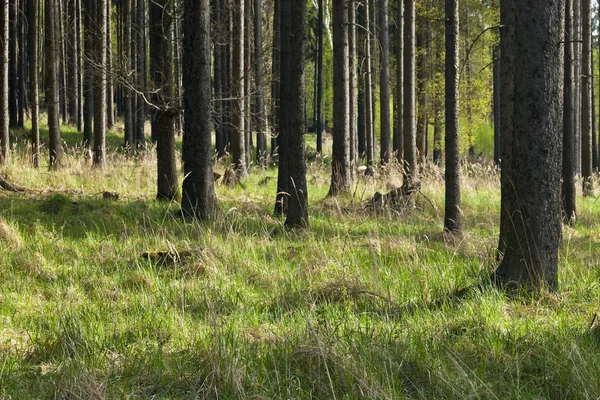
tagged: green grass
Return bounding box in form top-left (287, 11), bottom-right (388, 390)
top-left (1, 125), bottom-right (600, 398)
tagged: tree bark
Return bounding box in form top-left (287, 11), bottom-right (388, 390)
top-left (0, 0), bottom-right (9, 164)
top-left (123, 0), bottom-right (133, 150)
top-left (493, 46), bottom-right (501, 166)
top-left (181, 0), bottom-right (219, 219)
top-left (394, 0), bottom-right (403, 163)
top-left (254, 0), bottom-right (267, 166)
top-left (348, 0), bottom-right (357, 165)
top-left (402, 0), bottom-right (418, 190)
top-left (28, 0), bottom-right (39, 167)
top-left (150, 0), bottom-right (179, 200)
top-left (581, 0), bottom-right (592, 195)
top-left (8, 0), bottom-right (16, 128)
top-left (135, 0), bottom-right (145, 150)
top-left (444, 0), bottom-right (461, 232)
top-left (379, 0), bottom-right (390, 164)
top-left (316, 0), bottom-right (324, 154)
top-left (329, 0), bottom-right (351, 195)
top-left (563, 0), bottom-right (576, 222)
top-left (285, 0), bottom-right (308, 228)
top-left (83, 0), bottom-right (93, 147)
top-left (495, 0), bottom-right (563, 289)
top-left (106, 0), bottom-right (114, 129)
top-left (364, 0), bottom-right (374, 174)
top-left (231, 0), bottom-right (247, 176)
top-left (93, 0), bottom-right (107, 168)
top-left (47, 0), bottom-right (61, 168)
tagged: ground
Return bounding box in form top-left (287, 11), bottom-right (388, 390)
top-left (0, 126), bottom-right (599, 398)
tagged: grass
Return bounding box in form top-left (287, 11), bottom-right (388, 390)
top-left (1, 124), bottom-right (600, 398)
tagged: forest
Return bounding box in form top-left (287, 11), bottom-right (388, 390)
top-left (0, 0), bottom-right (599, 397)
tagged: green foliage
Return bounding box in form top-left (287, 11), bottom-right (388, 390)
top-left (1, 133), bottom-right (600, 398)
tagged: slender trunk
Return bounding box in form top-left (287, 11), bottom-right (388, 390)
top-left (379, 0), bottom-right (390, 164)
top-left (444, 0), bottom-right (460, 232)
top-left (348, 0), bottom-right (356, 165)
top-left (364, 0), bottom-right (374, 173)
top-left (581, 0), bottom-right (592, 195)
top-left (181, 0), bottom-right (219, 219)
top-left (123, 0), bottom-right (133, 149)
top-left (316, 0), bottom-right (323, 154)
top-left (135, 0), bottom-right (145, 150)
top-left (67, 0), bottom-right (78, 126)
top-left (402, 0), bottom-right (418, 189)
top-left (357, 1), bottom-right (365, 158)
top-left (106, 0), bottom-right (114, 129)
top-left (254, 0), bottom-right (267, 166)
top-left (574, 0), bottom-right (581, 174)
top-left (28, 0), bottom-right (38, 167)
top-left (563, 0), bottom-right (576, 222)
top-left (493, 46), bottom-right (501, 166)
top-left (8, 0), bottom-right (16, 128)
top-left (93, 0), bottom-right (107, 168)
top-left (83, 0), bottom-right (93, 147)
top-left (232, 0), bottom-right (247, 176)
top-left (47, 0), bottom-right (61, 168)
top-left (394, 0), bottom-right (403, 163)
top-left (0, 0), bottom-right (7, 164)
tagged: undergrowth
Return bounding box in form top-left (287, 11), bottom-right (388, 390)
top-left (0, 126), bottom-right (599, 399)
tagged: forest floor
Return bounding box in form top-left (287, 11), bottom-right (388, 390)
top-left (1, 126), bottom-right (600, 398)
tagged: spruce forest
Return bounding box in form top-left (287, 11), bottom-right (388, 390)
top-left (1, 0), bottom-right (600, 398)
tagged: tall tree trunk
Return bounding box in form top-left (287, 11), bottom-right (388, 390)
top-left (316, 0), bottom-right (323, 154)
top-left (213, 0), bottom-right (224, 158)
top-left (83, 0), bottom-right (93, 147)
top-left (402, 0), bottom-right (418, 190)
top-left (232, 0), bottom-right (247, 176)
top-left (46, 0), bottom-right (61, 168)
top-left (329, 0), bottom-right (351, 195)
top-left (67, 0), bottom-right (78, 126)
top-left (58, 0), bottom-right (67, 123)
top-left (93, 0), bottom-right (107, 168)
top-left (364, 0), bottom-right (374, 174)
top-left (348, 0), bottom-right (356, 165)
top-left (416, 28), bottom-right (427, 164)
top-left (444, 0), bottom-right (461, 232)
top-left (123, 0), bottom-right (133, 149)
top-left (76, 0), bottom-right (83, 133)
top-left (581, 0), bottom-right (592, 195)
top-left (150, 0), bottom-right (179, 200)
top-left (28, 0), bottom-right (38, 167)
top-left (285, 0), bottom-right (308, 227)
top-left (394, 0), bottom-right (403, 163)
top-left (274, 0), bottom-right (290, 214)
top-left (574, 0), bottom-right (581, 174)
top-left (17, 0), bottom-right (24, 128)
top-left (592, 48), bottom-right (597, 172)
top-left (494, 0), bottom-right (563, 289)
top-left (135, 0), bottom-right (145, 150)
top-left (563, 0), bottom-right (576, 222)
top-left (254, 0), bottom-right (266, 166)
top-left (106, 0), bottom-right (114, 129)
top-left (181, 0), bottom-right (218, 219)
top-left (0, 0), bottom-right (7, 164)
top-left (379, 0), bottom-right (390, 164)
top-left (8, 0), bottom-right (16, 128)
top-left (357, 1), bottom-right (365, 158)
top-left (244, 0), bottom-right (251, 168)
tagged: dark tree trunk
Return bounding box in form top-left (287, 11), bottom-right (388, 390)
top-left (329, 0), bottom-right (351, 195)
top-left (402, 0), bottom-right (418, 189)
top-left (364, 0), bottom-right (374, 174)
top-left (150, 0), bottom-right (179, 200)
top-left (563, 0), bottom-right (576, 222)
top-left (67, 0), bottom-right (79, 126)
top-left (76, 0), bottom-right (83, 133)
top-left (379, 0), bottom-right (390, 164)
top-left (28, 0), bottom-right (39, 167)
top-left (394, 0), bottom-right (403, 163)
top-left (416, 28), bottom-right (427, 164)
top-left (93, 0), bottom-right (107, 168)
top-left (444, 0), bottom-right (461, 232)
top-left (135, 0), bottom-right (146, 150)
top-left (581, 0), bottom-right (592, 195)
top-left (123, 0), bottom-right (133, 149)
top-left (106, 0), bottom-right (114, 129)
top-left (231, 0), bottom-right (247, 176)
top-left (493, 46), bottom-right (501, 166)
top-left (274, 0), bottom-right (290, 215)
top-left (592, 48), bottom-right (597, 172)
top-left (0, 0), bottom-right (7, 164)
top-left (8, 0), bottom-right (16, 128)
top-left (47, 0), bottom-right (61, 168)
top-left (494, 0), bottom-right (563, 289)
top-left (357, 1), bottom-right (365, 158)
top-left (181, 0), bottom-right (219, 219)
top-left (83, 0), bottom-right (93, 147)
top-left (574, 0), bottom-right (581, 174)
top-left (348, 0), bottom-right (356, 165)
top-left (270, 0), bottom-right (279, 156)
top-left (316, 0), bottom-right (323, 154)
top-left (213, 0), bottom-right (225, 158)
top-left (244, 0), bottom-right (251, 168)
top-left (17, 0), bottom-right (25, 129)
top-left (254, 0), bottom-right (266, 166)
top-left (285, 0), bottom-right (308, 228)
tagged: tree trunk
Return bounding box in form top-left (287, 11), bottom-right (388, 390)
top-left (254, 0), bottom-right (266, 166)
top-left (394, 0), bottom-right (403, 163)
top-left (274, 0), bottom-right (290, 214)
top-left (493, 46), bottom-right (501, 166)
top-left (494, 0), bottom-right (563, 289)
top-left (28, 0), bottom-right (39, 167)
top-left (364, 0), bottom-right (374, 174)
top-left (67, 0), bottom-right (79, 126)
top-left (0, 0), bottom-right (8, 163)
top-left (563, 0), bottom-right (576, 222)
top-left (357, 1), bottom-right (365, 158)
top-left (83, 0), bottom-right (93, 147)
top-left (8, 0), bottom-right (16, 128)
top-left (574, 0), bottom-right (581, 174)
top-left (135, 0), bottom-right (145, 150)
top-left (46, 0), bottom-right (61, 168)
top-left (93, 0), bottom-right (107, 168)
top-left (231, 0), bottom-right (247, 176)
top-left (348, 0), bottom-right (357, 165)
top-left (416, 27), bottom-right (427, 164)
top-left (444, 0), bottom-right (461, 232)
top-left (329, 0), bottom-right (351, 195)
top-left (270, 0), bottom-right (279, 156)
top-left (106, 0), bottom-right (114, 129)
top-left (581, 0), bottom-right (592, 195)
top-left (316, 0), bottom-right (323, 154)
top-left (150, 0), bottom-right (179, 200)
top-left (402, 0), bottom-right (418, 190)
top-left (285, 0), bottom-right (308, 228)
top-left (181, 0), bottom-right (219, 219)
top-left (123, 0), bottom-right (133, 149)
top-left (379, 0), bottom-right (390, 164)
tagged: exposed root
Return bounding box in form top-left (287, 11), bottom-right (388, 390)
top-left (0, 174), bottom-right (27, 192)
